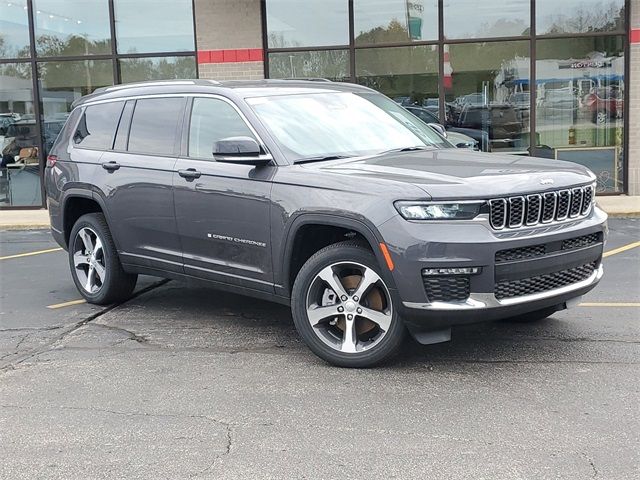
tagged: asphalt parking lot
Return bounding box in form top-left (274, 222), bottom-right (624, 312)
top-left (0, 219), bottom-right (638, 479)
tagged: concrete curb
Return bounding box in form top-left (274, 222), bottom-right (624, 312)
top-left (1, 196), bottom-right (639, 230)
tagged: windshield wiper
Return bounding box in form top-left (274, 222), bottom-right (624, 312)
top-left (376, 146), bottom-right (435, 155)
top-left (295, 155), bottom-right (354, 164)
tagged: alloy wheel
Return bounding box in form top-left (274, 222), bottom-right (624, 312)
top-left (72, 227), bottom-right (106, 294)
top-left (305, 261), bottom-right (393, 353)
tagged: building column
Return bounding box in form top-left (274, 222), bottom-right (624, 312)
top-left (194, 0), bottom-right (264, 81)
top-left (628, 0), bottom-right (640, 194)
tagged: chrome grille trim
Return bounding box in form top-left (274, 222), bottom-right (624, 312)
top-left (569, 187), bottom-right (583, 218)
top-left (525, 194), bottom-right (542, 225)
top-left (508, 196), bottom-right (525, 228)
top-left (489, 198), bottom-right (507, 229)
top-left (541, 192), bottom-right (557, 223)
top-left (489, 184), bottom-right (594, 231)
top-left (556, 190), bottom-right (570, 220)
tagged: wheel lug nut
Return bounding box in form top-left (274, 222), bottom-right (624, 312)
top-left (353, 296), bottom-right (359, 302)
top-left (337, 306), bottom-right (344, 312)
top-left (357, 308), bottom-right (362, 314)
top-left (341, 295), bottom-right (347, 301)
top-left (347, 314), bottom-right (353, 320)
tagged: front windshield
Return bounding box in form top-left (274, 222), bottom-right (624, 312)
top-left (246, 91), bottom-right (449, 162)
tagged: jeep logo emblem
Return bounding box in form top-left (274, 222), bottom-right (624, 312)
top-left (539, 178), bottom-right (554, 185)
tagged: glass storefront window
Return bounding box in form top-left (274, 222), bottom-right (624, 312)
top-left (445, 41), bottom-right (530, 153)
top-left (33, 0), bottom-right (111, 56)
top-left (37, 59), bottom-right (113, 155)
top-left (266, 0), bottom-right (348, 48)
top-left (443, 0), bottom-right (530, 39)
top-left (537, 0), bottom-right (625, 35)
top-left (268, 50), bottom-right (350, 81)
top-left (120, 56), bottom-right (196, 83)
top-left (0, 63), bottom-right (40, 206)
top-left (535, 36), bottom-right (624, 193)
top-left (355, 45), bottom-right (438, 107)
top-left (354, 0), bottom-right (438, 45)
top-left (114, 0), bottom-right (195, 54)
top-left (0, 0), bottom-right (31, 58)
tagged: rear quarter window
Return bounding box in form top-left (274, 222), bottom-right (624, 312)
top-left (73, 101), bottom-right (124, 150)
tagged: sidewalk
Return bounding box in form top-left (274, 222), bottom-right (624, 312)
top-left (1, 196), bottom-right (639, 230)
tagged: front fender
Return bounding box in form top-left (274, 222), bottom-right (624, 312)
top-left (275, 212), bottom-right (398, 298)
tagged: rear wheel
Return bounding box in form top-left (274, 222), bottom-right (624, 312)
top-left (291, 242), bottom-right (405, 368)
top-left (69, 213), bottom-right (137, 305)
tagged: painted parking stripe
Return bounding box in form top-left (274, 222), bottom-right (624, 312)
top-left (47, 299), bottom-right (86, 309)
top-left (0, 247), bottom-right (62, 261)
top-left (603, 241), bottom-right (640, 258)
top-left (579, 302), bottom-right (640, 307)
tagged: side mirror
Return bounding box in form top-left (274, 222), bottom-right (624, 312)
top-left (213, 136), bottom-right (272, 166)
top-left (427, 123), bottom-right (447, 138)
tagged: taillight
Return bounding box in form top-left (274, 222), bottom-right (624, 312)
top-left (46, 154), bottom-right (58, 167)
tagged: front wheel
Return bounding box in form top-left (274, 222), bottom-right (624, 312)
top-left (68, 213), bottom-right (137, 305)
top-left (291, 241), bottom-right (405, 368)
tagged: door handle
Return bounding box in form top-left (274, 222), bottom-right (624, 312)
top-left (102, 161), bottom-right (120, 172)
top-left (178, 168), bottom-right (202, 180)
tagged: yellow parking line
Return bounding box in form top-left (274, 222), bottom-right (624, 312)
top-left (0, 247), bottom-right (63, 261)
top-left (47, 299), bottom-right (86, 309)
top-left (579, 302), bottom-right (640, 307)
top-left (603, 241), bottom-right (640, 258)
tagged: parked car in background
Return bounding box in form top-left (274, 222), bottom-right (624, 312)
top-left (583, 87), bottom-right (623, 124)
top-left (539, 88), bottom-right (578, 118)
top-left (405, 106), bottom-right (484, 151)
top-left (455, 104), bottom-right (526, 152)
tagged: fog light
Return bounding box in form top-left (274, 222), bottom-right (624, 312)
top-left (422, 267), bottom-right (481, 276)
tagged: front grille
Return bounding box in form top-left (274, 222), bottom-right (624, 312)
top-left (494, 261), bottom-right (598, 300)
top-left (495, 244), bottom-right (546, 263)
top-left (562, 232), bottom-right (602, 251)
top-left (423, 275), bottom-right (470, 302)
top-left (489, 184), bottom-right (594, 230)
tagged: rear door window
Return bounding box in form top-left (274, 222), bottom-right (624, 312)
top-left (73, 101), bottom-right (124, 150)
top-left (127, 97), bottom-right (185, 155)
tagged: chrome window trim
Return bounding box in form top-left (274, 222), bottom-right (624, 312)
top-left (79, 93), bottom-right (271, 159)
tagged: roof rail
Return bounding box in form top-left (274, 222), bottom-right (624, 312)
top-left (283, 78), bottom-right (333, 82)
top-left (92, 79), bottom-right (222, 95)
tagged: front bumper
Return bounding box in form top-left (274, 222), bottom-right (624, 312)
top-left (378, 206), bottom-right (608, 330)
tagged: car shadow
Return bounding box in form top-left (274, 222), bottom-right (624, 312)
top-left (127, 281), bottom-right (601, 368)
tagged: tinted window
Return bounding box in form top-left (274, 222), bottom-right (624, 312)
top-left (73, 102), bottom-right (124, 149)
top-left (188, 98), bottom-right (255, 159)
top-left (127, 97), bottom-right (184, 155)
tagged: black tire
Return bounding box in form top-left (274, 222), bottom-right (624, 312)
top-left (291, 241), bottom-right (405, 368)
top-left (68, 212), bottom-right (137, 305)
top-left (502, 306), bottom-right (557, 323)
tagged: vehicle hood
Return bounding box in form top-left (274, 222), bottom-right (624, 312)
top-left (302, 149), bottom-right (596, 199)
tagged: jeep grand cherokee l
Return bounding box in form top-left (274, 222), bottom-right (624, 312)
top-left (45, 80), bottom-right (607, 368)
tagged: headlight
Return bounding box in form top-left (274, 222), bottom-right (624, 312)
top-left (395, 201), bottom-right (484, 220)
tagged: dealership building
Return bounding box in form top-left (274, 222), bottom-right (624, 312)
top-left (0, 0), bottom-right (638, 209)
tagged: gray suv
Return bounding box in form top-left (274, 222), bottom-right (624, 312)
top-left (45, 80), bottom-right (607, 367)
